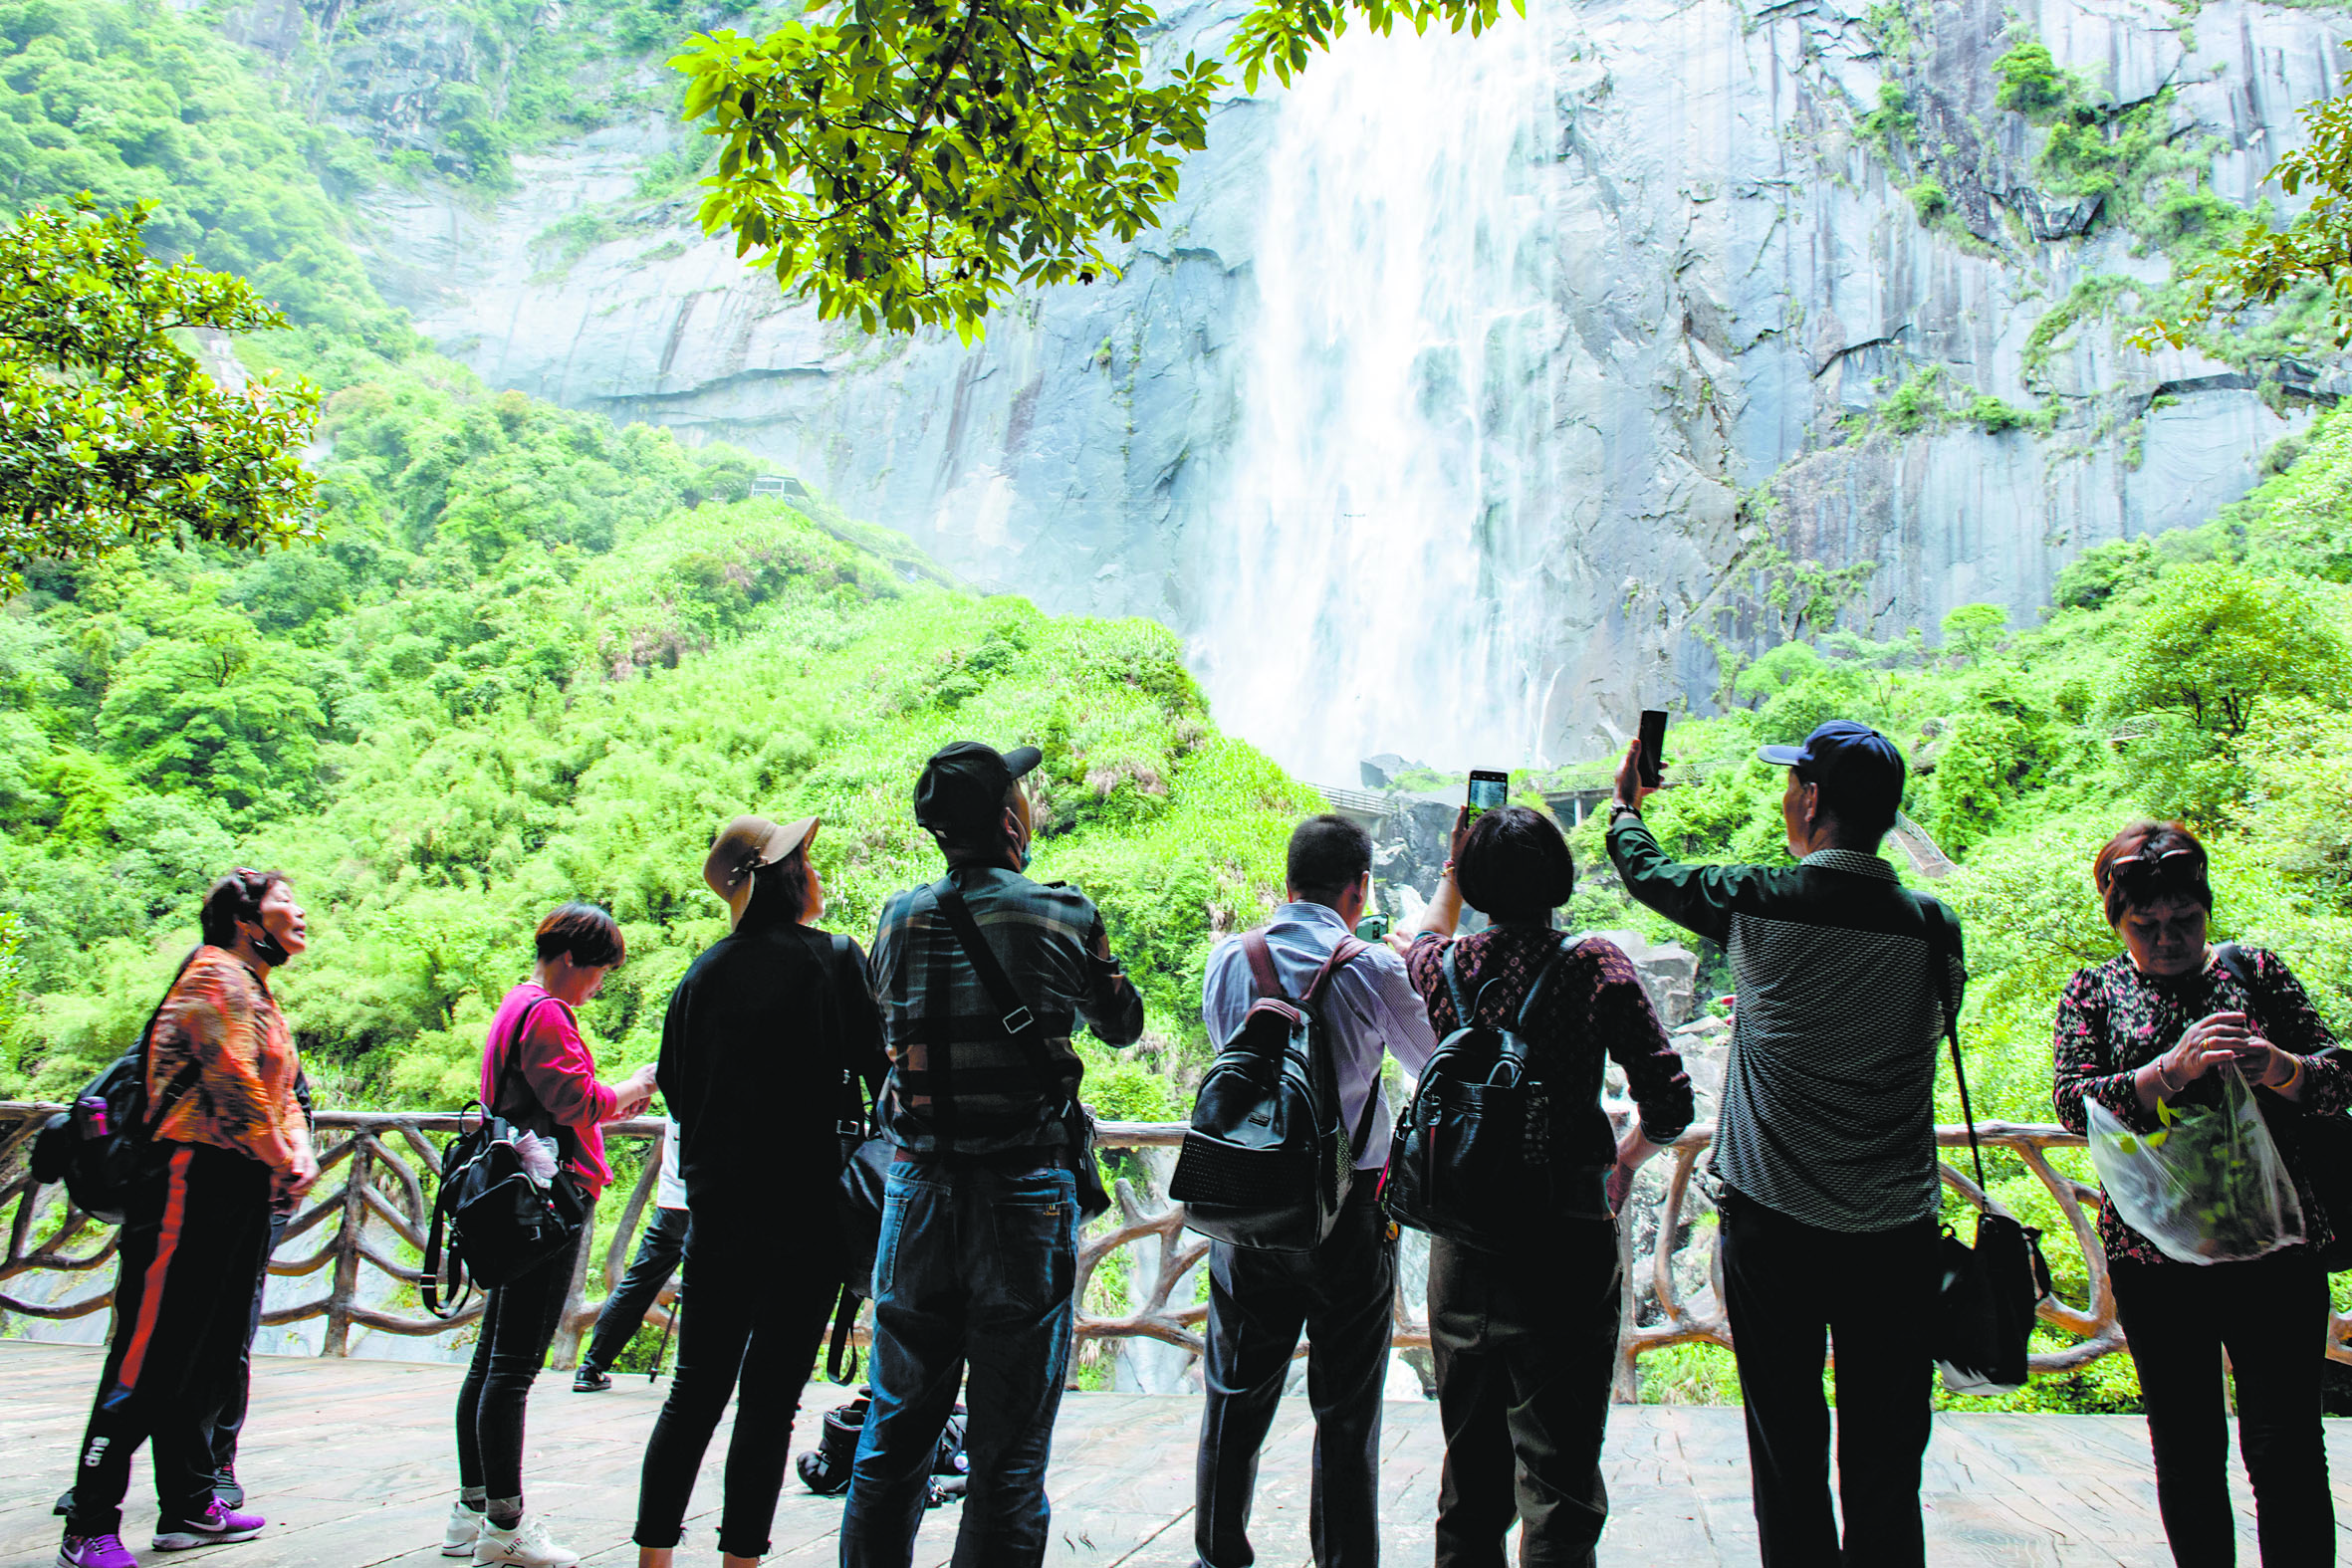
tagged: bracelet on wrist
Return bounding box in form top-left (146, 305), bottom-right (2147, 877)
top-left (2152, 1059), bottom-right (2181, 1097)
top-left (2278, 1054), bottom-right (2306, 1093)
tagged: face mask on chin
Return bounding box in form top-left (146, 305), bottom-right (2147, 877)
top-left (244, 920), bottom-right (291, 968)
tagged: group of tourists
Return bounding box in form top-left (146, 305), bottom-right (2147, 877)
top-left (47, 721), bottom-right (2348, 1568)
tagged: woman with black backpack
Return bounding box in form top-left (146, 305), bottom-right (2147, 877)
top-left (444, 903), bottom-right (655, 1568)
top-left (629, 814), bottom-right (887, 1568)
top-left (1400, 805), bottom-right (1694, 1567)
top-left (55, 868), bottom-right (320, 1568)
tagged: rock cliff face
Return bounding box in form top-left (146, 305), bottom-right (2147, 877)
top-left (279, 0), bottom-right (2349, 772)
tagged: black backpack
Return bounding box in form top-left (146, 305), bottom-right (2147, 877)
top-left (1381, 937), bottom-right (1598, 1251)
top-left (30, 950), bottom-right (205, 1225)
top-left (421, 997), bottom-right (588, 1317)
top-left (1169, 930), bottom-right (1376, 1251)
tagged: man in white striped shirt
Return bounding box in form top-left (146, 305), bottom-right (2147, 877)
top-left (1606, 721), bottom-right (1964, 1568)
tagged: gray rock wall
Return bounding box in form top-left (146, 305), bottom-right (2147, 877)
top-left (304, 0), bottom-right (2346, 768)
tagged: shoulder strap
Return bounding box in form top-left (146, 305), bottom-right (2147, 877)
top-left (931, 878), bottom-right (1060, 1088)
top-left (1512, 935), bottom-right (1582, 1034)
top-left (1921, 896), bottom-right (1987, 1196)
top-left (822, 930), bottom-right (874, 1132)
top-left (1242, 930), bottom-right (1282, 1000)
top-left (140, 947), bottom-right (212, 1134)
top-left (2213, 941), bottom-right (2256, 994)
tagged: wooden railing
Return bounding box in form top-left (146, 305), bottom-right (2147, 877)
top-left (7, 1103), bottom-right (2346, 1396)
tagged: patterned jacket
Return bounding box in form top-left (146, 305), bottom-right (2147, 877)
top-left (2053, 946), bottom-right (2352, 1266)
top-left (146, 945), bottom-right (310, 1174)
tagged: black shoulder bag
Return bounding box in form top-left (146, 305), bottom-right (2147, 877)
top-left (421, 997), bottom-right (589, 1318)
top-left (821, 929), bottom-right (891, 1383)
top-left (931, 878), bottom-right (1112, 1221)
top-left (2212, 942), bottom-right (2352, 1271)
top-left (1925, 900), bottom-right (2053, 1396)
top-left (31, 949), bottom-right (209, 1225)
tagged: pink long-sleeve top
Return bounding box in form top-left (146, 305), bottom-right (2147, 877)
top-left (480, 982), bottom-right (618, 1195)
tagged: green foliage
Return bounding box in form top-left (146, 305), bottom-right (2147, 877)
top-left (2142, 44), bottom-right (2352, 349)
top-left (1228, 0), bottom-right (1515, 91)
top-left (673, 6), bottom-right (1222, 339)
top-left (1993, 38), bottom-right (2070, 120)
top-left (1939, 602), bottom-right (2006, 665)
top-left (0, 0), bottom-right (397, 339)
top-left (1879, 367), bottom-right (1947, 435)
top-left (2108, 562), bottom-right (2343, 740)
top-left (1908, 178), bottom-right (1950, 225)
top-left (0, 199), bottom-right (322, 591)
top-left (2053, 537), bottom-right (2159, 610)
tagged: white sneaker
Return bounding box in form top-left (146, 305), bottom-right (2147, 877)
top-left (473, 1514), bottom-right (578, 1568)
top-left (440, 1502), bottom-right (481, 1558)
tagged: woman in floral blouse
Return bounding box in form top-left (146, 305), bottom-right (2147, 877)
top-left (2052, 819), bottom-right (2348, 1567)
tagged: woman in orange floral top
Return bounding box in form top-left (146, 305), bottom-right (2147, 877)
top-left (59, 870), bottom-right (319, 1568)
top-left (2051, 820), bottom-right (2347, 1568)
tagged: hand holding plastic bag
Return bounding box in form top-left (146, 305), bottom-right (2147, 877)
top-left (2086, 1061), bottom-right (2304, 1264)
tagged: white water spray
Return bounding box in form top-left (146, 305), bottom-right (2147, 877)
top-left (1191, 3), bottom-right (1562, 783)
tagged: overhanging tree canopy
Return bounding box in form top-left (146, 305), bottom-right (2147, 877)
top-left (0, 198), bottom-right (322, 593)
top-left (674, 0), bottom-right (1511, 339)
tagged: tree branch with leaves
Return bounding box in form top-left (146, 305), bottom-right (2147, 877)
top-left (674, 0), bottom-right (1514, 339)
top-left (0, 197), bottom-right (322, 594)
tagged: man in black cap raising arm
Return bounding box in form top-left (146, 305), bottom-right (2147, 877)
top-left (841, 742), bottom-right (1144, 1568)
top-left (1604, 720), bottom-right (1964, 1568)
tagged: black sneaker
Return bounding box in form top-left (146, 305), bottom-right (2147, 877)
top-left (571, 1367), bottom-right (611, 1392)
top-left (212, 1463), bottom-right (244, 1508)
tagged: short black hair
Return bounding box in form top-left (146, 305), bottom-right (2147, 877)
top-left (1803, 762), bottom-right (1901, 846)
top-left (535, 902), bottom-right (626, 969)
top-left (931, 781), bottom-right (1022, 861)
top-left (1287, 814), bottom-right (1371, 903)
top-left (200, 868), bottom-right (290, 950)
top-left (1454, 806), bottom-right (1573, 920)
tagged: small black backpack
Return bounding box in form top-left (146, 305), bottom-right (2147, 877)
top-left (1382, 937), bottom-right (1598, 1251)
top-left (31, 950), bottom-right (205, 1225)
top-left (1169, 930), bottom-right (1375, 1251)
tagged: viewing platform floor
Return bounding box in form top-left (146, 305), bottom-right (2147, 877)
top-left (0, 1340), bottom-right (2338, 1566)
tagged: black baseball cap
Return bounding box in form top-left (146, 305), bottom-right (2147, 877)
top-left (914, 741), bottom-right (1042, 839)
top-left (1759, 720), bottom-right (1906, 814)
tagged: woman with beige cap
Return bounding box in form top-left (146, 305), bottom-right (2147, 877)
top-left (631, 813), bottom-right (887, 1568)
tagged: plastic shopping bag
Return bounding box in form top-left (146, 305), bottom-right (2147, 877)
top-left (2086, 1062), bottom-right (2305, 1264)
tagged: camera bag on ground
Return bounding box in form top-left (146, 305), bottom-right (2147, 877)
top-left (1170, 931), bottom-right (1376, 1251)
top-left (1927, 901), bottom-right (2053, 1395)
top-left (31, 949), bottom-right (206, 1225)
top-left (2211, 942), bottom-right (2352, 1271)
top-left (796, 1388), bottom-right (969, 1498)
top-left (930, 878), bottom-right (1112, 1222)
top-left (421, 996), bottom-right (588, 1318)
top-left (1380, 936), bottom-right (1594, 1251)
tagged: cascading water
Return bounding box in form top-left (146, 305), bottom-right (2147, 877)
top-left (1190, 0), bottom-right (1563, 784)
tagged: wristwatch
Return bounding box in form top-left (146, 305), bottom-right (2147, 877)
top-left (1608, 800), bottom-right (1642, 826)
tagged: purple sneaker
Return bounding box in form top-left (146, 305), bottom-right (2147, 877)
top-left (57, 1530), bottom-right (137, 1568)
top-left (152, 1499), bottom-right (264, 1550)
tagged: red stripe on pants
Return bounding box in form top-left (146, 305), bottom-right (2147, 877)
top-left (118, 1144), bottom-right (193, 1393)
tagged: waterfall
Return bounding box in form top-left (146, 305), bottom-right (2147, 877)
top-left (1191, 1), bottom-right (1562, 784)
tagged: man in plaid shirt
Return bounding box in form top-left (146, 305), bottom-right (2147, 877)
top-left (841, 741), bottom-right (1143, 1568)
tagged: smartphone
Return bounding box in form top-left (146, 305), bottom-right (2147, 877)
top-left (1466, 769), bottom-right (1510, 822)
top-left (1637, 709), bottom-right (1670, 789)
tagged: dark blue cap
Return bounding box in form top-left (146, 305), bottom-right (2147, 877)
top-left (1759, 720), bottom-right (1906, 812)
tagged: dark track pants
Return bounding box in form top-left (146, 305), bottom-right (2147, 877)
top-left (1195, 1183), bottom-right (1394, 1568)
top-left (2113, 1251), bottom-right (2335, 1567)
top-left (1719, 1190), bottom-right (1940, 1568)
top-left (69, 1143), bottom-right (274, 1536)
top-left (633, 1213), bottom-right (839, 1556)
top-left (1428, 1220), bottom-right (1622, 1568)
top-left (454, 1226), bottom-right (584, 1505)
top-left (581, 1206), bottom-right (690, 1377)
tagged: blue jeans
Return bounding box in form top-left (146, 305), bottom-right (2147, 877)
top-left (840, 1158), bottom-right (1077, 1568)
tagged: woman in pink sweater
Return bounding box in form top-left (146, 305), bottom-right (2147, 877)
top-left (446, 903), bottom-right (655, 1568)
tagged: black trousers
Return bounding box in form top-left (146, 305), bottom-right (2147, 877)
top-left (69, 1143), bottom-right (274, 1535)
top-left (1195, 1182), bottom-right (1394, 1568)
top-left (633, 1213), bottom-right (840, 1557)
top-left (201, 1209), bottom-right (288, 1475)
top-left (581, 1206), bottom-right (690, 1376)
top-left (1718, 1189), bottom-right (1940, 1568)
top-left (2112, 1251), bottom-right (2335, 1567)
top-left (1428, 1220), bottom-right (1622, 1568)
top-left (454, 1226), bottom-right (584, 1505)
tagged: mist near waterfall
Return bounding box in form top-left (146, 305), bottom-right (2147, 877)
top-left (1191, 1), bottom-right (1564, 784)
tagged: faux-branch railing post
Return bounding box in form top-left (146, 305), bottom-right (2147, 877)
top-left (6, 1104), bottom-right (2346, 1399)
